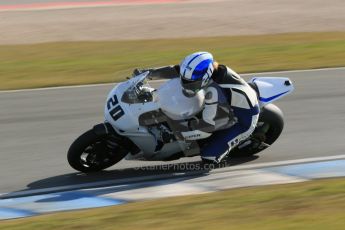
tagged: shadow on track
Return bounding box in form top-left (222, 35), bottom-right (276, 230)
top-left (1, 156), bottom-right (258, 199)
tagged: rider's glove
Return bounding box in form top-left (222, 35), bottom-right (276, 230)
top-left (132, 68), bottom-right (144, 76)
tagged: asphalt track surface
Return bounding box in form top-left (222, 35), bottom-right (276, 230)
top-left (1, 68), bottom-right (345, 195)
top-left (1, 0), bottom-right (344, 44)
top-left (0, 0), bottom-right (115, 4)
top-left (0, 0), bottom-right (180, 4)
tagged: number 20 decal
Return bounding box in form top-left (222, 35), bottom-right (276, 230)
top-left (107, 95), bottom-right (125, 121)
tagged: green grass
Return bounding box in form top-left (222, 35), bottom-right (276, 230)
top-left (1, 32), bottom-right (345, 90)
top-left (1, 178), bottom-right (345, 230)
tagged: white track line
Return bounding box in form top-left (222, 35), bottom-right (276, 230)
top-left (1, 67), bottom-right (344, 94)
top-left (2, 154), bottom-right (345, 199)
top-left (245, 66), bottom-right (345, 75)
top-left (0, 0), bottom-right (222, 13)
top-left (214, 154), bottom-right (345, 173)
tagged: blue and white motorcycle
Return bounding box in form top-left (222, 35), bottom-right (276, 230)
top-left (67, 70), bottom-right (294, 172)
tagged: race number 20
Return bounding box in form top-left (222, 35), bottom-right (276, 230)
top-left (107, 95), bottom-right (125, 121)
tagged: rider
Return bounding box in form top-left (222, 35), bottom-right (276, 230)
top-left (178, 52), bottom-right (260, 163)
top-left (135, 52), bottom-right (260, 163)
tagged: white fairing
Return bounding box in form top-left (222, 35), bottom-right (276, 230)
top-left (250, 77), bottom-right (294, 107)
top-left (181, 130), bottom-right (212, 140)
top-left (104, 73), bottom-right (293, 161)
top-left (104, 80), bottom-right (159, 132)
top-left (156, 78), bottom-right (205, 120)
top-left (104, 74), bottom-right (190, 160)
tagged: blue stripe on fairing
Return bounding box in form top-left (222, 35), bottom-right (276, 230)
top-left (259, 90), bottom-right (289, 102)
top-left (265, 159), bottom-right (345, 179)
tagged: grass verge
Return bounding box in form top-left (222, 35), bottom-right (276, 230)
top-left (0, 32), bottom-right (345, 90)
top-left (1, 178), bottom-right (345, 229)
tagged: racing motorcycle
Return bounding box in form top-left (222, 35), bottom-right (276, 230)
top-left (67, 69), bottom-right (294, 172)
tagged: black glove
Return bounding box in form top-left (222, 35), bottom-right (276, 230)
top-left (132, 68), bottom-right (148, 76)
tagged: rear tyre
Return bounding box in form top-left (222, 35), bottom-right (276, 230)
top-left (232, 103), bottom-right (284, 157)
top-left (67, 129), bottom-right (128, 173)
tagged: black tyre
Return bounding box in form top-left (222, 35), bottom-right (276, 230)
top-left (67, 129), bottom-right (128, 173)
top-left (232, 103), bottom-right (284, 156)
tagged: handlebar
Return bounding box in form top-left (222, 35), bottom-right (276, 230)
top-left (122, 71), bottom-right (154, 104)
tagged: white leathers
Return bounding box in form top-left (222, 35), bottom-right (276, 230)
top-left (220, 68), bottom-right (258, 109)
top-left (202, 87), bottom-right (218, 126)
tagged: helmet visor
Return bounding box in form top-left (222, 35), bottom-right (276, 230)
top-left (181, 77), bottom-right (202, 97)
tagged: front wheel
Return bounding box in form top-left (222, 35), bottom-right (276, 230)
top-left (232, 103), bottom-right (284, 157)
top-left (67, 129), bottom-right (128, 173)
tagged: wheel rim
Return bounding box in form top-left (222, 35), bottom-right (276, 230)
top-left (79, 140), bottom-right (112, 169)
top-left (236, 122), bottom-right (271, 153)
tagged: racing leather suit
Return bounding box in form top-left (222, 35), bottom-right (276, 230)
top-left (135, 64), bottom-right (259, 163)
top-left (188, 65), bottom-right (260, 163)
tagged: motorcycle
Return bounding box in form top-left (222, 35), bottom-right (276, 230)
top-left (67, 68), bottom-right (294, 172)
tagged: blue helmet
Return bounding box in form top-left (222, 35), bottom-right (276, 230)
top-left (180, 52), bottom-right (214, 96)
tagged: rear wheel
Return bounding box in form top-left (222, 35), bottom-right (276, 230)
top-left (232, 104), bottom-right (284, 157)
top-left (67, 129), bottom-right (128, 173)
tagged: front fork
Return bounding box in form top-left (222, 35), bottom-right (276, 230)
top-left (92, 122), bottom-right (141, 155)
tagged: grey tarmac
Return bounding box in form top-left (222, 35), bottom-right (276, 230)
top-left (0, 0), bottom-right (344, 44)
top-left (1, 68), bottom-right (345, 195)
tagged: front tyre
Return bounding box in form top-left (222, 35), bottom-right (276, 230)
top-left (67, 129), bottom-right (128, 173)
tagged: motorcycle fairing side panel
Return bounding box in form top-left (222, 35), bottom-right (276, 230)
top-left (250, 77), bottom-right (294, 107)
